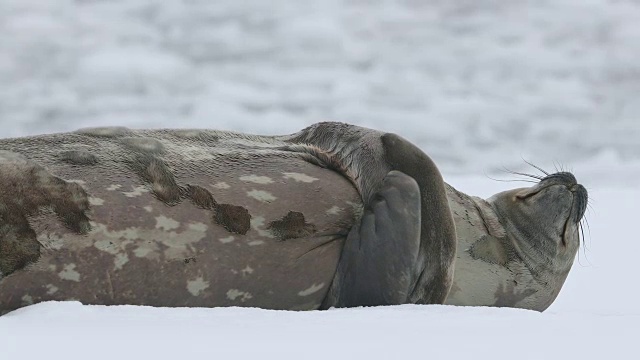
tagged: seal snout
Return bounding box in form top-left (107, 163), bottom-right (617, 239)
top-left (570, 183), bottom-right (588, 223)
top-left (535, 172), bottom-right (588, 224)
top-left (539, 172), bottom-right (588, 223)
top-left (512, 171), bottom-right (588, 224)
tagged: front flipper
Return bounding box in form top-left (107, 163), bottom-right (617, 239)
top-left (326, 170), bottom-right (421, 307)
top-left (286, 123), bottom-right (456, 307)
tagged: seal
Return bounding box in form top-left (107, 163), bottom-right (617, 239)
top-left (0, 122), bottom-right (587, 314)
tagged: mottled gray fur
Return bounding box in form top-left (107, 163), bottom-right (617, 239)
top-left (0, 122), bottom-right (586, 314)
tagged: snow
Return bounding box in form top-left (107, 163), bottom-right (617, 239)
top-left (1, 302), bottom-right (636, 359)
top-left (0, 1), bottom-right (639, 359)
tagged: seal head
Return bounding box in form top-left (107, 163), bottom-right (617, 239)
top-left (490, 171), bottom-right (588, 278)
top-left (446, 170), bottom-right (588, 311)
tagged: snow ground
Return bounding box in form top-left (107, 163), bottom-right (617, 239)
top-left (0, 1), bottom-right (639, 359)
top-left (1, 301), bottom-right (636, 360)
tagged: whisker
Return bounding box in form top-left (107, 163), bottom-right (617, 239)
top-left (579, 221), bottom-right (586, 249)
top-left (505, 170), bottom-right (545, 181)
top-left (575, 221), bottom-right (592, 266)
top-left (583, 217), bottom-right (593, 249)
top-left (501, 165), bottom-right (546, 180)
top-left (486, 175), bottom-right (537, 184)
top-left (522, 158), bottom-right (550, 176)
top-left (556, 161), bottom-right (567, 173)
top-left (577, 247), bottom-right (585, 266)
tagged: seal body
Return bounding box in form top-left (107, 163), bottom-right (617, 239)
top-left (0, 127), bottom-right (366, 312)
top-left (0, 123), bottom-right (457, 314)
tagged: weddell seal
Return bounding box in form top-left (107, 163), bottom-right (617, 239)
top-left (0, 122), bottom-right (588, 314)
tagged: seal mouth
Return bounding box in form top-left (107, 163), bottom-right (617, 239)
top-left (565, 183), bottom-right (589, 247)
top-left (569, 183), bottom-right (589, 224)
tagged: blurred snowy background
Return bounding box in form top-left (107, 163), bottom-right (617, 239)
top-left (1, 0), bottom-right (639, 180)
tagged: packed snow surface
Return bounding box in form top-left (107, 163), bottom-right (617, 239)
top-left (0, 1), bottom-right (638, 359)
top-left (1, 301), bottom-right (635, 360)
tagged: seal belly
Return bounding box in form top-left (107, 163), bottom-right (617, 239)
top-left (0, 131), bottom-right (362, 314)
